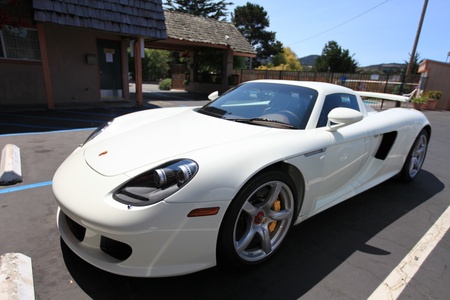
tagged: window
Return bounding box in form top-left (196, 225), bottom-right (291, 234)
top-left (317, 93), bottom-right (360, 127)
top-left (199, 82), bottom-right (318, 129)
top-left (339, 94), bottom-right (359, 110)
top-left (0, 26), bottom-right (41, 60)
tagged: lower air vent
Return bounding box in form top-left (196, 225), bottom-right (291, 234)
top-left (65, 215), bottom-right (86, 242)
top-left (100, 236), bottom-right (132, 261)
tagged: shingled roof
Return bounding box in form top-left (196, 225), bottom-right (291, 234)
top-left (163, 11), bottom-right (256, 56)
top-left (32, 0), bottom-right (167, 39)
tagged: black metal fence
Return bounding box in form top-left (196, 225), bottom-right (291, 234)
top-left (239, 69), bottom-right (421, 95)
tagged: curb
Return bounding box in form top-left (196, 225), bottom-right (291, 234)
top-left (0, 253), bottom-right (35, 300)
top-left (0, 144), bottom-right (22, 185)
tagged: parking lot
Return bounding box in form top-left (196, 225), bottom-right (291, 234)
top-left (1, 92), bottom-right (449, 299)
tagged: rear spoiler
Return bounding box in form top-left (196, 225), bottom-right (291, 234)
top-left (356, 89), bottom-right (417, 103)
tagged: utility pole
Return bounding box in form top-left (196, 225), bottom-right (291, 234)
top-left (405, 0), bottom-right (428, 75)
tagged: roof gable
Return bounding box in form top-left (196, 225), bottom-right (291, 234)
top-left (32, 0), bottom-right (167, 39)
top-left (163, 10), bottom-right (255, 56)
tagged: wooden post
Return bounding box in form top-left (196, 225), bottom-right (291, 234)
top-left (134, 37), bottom-right (143, 106)
top-left (223, 48), bottom-right (233, 86)
top-left (36, 23), bottom-right (54, 109)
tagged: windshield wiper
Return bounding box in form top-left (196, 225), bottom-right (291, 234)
top-left (198, 106), bottom-right (228, 118)
top-left (229, 117), bottom-right (297, 129)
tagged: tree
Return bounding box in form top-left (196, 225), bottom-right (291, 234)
top-left (163, 0), bottom-right (233, 20)
top-left (314, 41), bottom-right (358, 73)
top-left (129, 49), bottom-right (171, 81)
top-left (279, 47), bottom-right (302, 71)
top-left (403, 52), bottom-right (422, 74)
top-left (259, 47), bottom-right (302, 71)
top-left (232, 3), bottom-right (283, 67)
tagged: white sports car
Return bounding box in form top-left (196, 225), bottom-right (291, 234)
top-left (53, 80), bottom-right (431, 277)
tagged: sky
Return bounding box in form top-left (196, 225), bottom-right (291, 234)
top-left (227, 0), bottom-right (450, 67)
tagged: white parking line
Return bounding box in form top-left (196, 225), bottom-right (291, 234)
top-left (368, 204), bottom-right (450, 299)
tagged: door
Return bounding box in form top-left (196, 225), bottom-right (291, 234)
top-left (315, 132), bottom-right (366, 206)
top-left (97, 39), bottom-right (123, 99)
top-left (314, 93), bottom-right (369, 210)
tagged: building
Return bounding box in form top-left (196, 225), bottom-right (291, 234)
top-left (0, 1), bottom-right (255, 109)
top-left (418, 59), bottom-right (450, 110)
top-left (149, 11), bottom-right (256, 94)
top-left (0, 0), bottom-right (166, 109)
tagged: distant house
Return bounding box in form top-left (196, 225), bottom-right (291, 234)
top-left (0, 0), bottom-right (166, 109)
top-left (362, 63), bottom-right (405, 74)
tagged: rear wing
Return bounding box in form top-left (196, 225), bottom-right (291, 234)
top-left (356, 89), bottom-right (418, 103)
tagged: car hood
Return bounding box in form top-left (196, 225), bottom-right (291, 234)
top-left (84, 107), bottom-right (270, 176)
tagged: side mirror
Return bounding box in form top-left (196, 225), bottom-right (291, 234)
top-left (208, 91), bottom-right (219, 101)
top-left (327, 107), bottom-right (363, 131)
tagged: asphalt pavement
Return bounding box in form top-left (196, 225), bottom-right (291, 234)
top-left (0, 89), bottom-right (449, 299)
top-left (0, 84), bottom-right (210, 135)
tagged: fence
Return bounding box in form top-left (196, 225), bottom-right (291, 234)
top-left (239, 70), bottom-right (421, 95)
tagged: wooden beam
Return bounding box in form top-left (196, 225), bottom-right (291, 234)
top-left (36, 23), bottom-right (54, 109)
top-left (134, 38), bottom-right (143, 106)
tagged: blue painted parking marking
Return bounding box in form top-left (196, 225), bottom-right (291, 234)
top-left (0, 181), bottom-right (53, 194)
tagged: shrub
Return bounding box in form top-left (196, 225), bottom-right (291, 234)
top-left (392, 84), bottom-right (412, 95)
top-left (412, 96), bottom-right (427, 104)
top-left (423, 90), bottom-right (442, 100)
top-left (159, 78), bottom-right (172, 90)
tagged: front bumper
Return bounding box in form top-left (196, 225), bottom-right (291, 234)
top-left (57, 205), bottom-right (222, 277)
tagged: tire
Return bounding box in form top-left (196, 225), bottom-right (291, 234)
top-left (217, 171), bottom-right (296, 269)
top-left (398, 129), bottom-right (429, 182)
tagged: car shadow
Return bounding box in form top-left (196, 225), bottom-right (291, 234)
top-left (136, 89), bottom-right (209, 102)
top-left (0, 106), bottom-right (155, 135)
top-left (61, 170), bottom-right (444, 300)
top-left (1, 92), bottom-right (207, 135)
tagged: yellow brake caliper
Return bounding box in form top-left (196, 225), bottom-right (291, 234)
top-left (268, 198), bottom-right (281, 233)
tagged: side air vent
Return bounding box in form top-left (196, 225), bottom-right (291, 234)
top-left (375, 131), bottom-right (397, 160)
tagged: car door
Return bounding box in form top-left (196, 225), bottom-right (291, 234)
top-left (313, 93), bottom-right (370, 211)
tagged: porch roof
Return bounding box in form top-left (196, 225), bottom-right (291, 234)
top-left (152, 11), bottom-right (256, 57)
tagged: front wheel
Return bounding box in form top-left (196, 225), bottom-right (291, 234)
top-left (217, 171), bottom-right (296, 269)
top-left (398, 129), bottom-right (429, 181)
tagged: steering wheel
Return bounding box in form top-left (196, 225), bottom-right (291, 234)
top-left (279, 110), bottom-right (300, 127)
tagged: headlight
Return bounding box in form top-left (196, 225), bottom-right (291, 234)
top-left (113, 159), bottom-right (198, 207)
top-left (82, 121), bottom-right (113, 146)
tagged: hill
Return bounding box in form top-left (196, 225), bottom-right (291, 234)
top-left (299, 55), bottom-right (319, 66)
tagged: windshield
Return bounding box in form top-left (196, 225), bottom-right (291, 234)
top-left (198, 82), bottom-right (318, 129)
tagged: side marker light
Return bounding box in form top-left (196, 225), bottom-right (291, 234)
top-left (187, 207), bottom-right (220, 217)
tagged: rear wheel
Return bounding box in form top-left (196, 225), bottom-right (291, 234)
top-left (398, 129), bottom-right (429, 181)
top-left (217, 171), bottom-right (296, 268)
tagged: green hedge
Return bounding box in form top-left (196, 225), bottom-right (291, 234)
top-left (159, 78), bottom-right (172, 90)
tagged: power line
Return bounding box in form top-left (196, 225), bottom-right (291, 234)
top-left (290, 0), bottom-right (390, 46)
